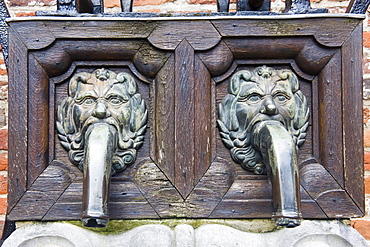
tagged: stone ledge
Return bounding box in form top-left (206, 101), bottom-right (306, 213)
top-left (2, 220), bottom-right (368, 247)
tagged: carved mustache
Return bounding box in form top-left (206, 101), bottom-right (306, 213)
top-left (80, 116), bottom-right (134, 150)
top-left (235, 114), bottom-right (286, 146)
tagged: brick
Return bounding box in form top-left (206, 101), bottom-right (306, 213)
top-left (365, 151), bottom-right (370, 164)
top-left (133, 0), bottom-right (173, 6)
top-left (0, 129), bottom-right (7, 150)
top-left (0, 198), bottom-right (7, 215)
top-left (0, 176), bottom-right (7, 195)
top-left (364, 32), bottom-right (370, 48)
top-left (364, 128), bottom-right (370, 148)
top-left (9, 0), bottom-right (54, 7)
top-left (137, 9), bottom-right (161, 12)
top-left (15, 12), bottom-right (36, 17)
top-left (364, 107), bottom-right (370, 124)
top-left (188, 0), bottom-right (216, 4)
top-left (0, 69), bottom-right (7, 76)
top-left (104, 0), bottom-right (120, 8)
top-left (351, 220), bottom-right (370, 240)
top-left (365, 175), bottom-right (370, 194)
top-left (365, 163), bottom-right (370, 171)
top-left (0, 153), bottom-right (6, 171)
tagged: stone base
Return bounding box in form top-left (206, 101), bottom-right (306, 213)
top-left (2, 220), bottom-right (368, 247)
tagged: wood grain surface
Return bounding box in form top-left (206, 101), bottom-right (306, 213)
top-left (7, 16), bottom-right (364, 221)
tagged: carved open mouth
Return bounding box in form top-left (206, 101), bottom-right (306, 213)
top-left (82, 117), bottom-right (120, 136)
top-left (247, 114), bottom-right (286, 135)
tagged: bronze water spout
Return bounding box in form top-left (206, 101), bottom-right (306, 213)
top-left (56, 68), bottom-right (147, 227)
top-left (218, 66), bottom-right (309, 227)
top-left (252, 121), bottom-right (301, 226)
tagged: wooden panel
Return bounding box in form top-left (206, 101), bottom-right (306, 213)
top-left (316, 191), bottom-right (364, 218)
top-left (224, 37), bottom-right (307, 60)
top-left (7, 161), bottom-right (75, 220)
top-left (147, 20), bottom-right (221, 50)
top-left (135, 159), bottom-right (234, 218)
top-left (300, 163), bottom-right (342, 199)
top-left (193, 56), bottom-right (214, 181)
top-left (174, 39), bottom-right (196, 197)
top-left (153, 55), bottom-right (176, 183)
top-left (314, 18), bottom-right (362, 47)
top-left (132, 42), bottom-right (171, 78)
top-left (318, 51), bottom-right (344, 186)
top-left (197, 41), bottom-right (234, 77)
top-left (211, 18), bottom-right (322, 37)
top-left (7, 28), bottom-right (29, 211)
top-left (43, 20), bottom-right (155, 39)
top-left (7, 16), bottom-right (364, 221)
top-left (8, 21), bottom-right (55, 49)
top-left (211, 200), bottom-right (273, 218)
top-left (27, 56), bottom-right (50, 187)
top-left (342, 23), bottom-right (364, 211)
top-left (212, 17), bottom-right (361, 47)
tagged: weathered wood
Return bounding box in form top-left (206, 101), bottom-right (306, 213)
top-left (7, 29), bottom-right (28, 212)
top-left (7, 16), bottom-right (365, 221)
top-left (295, 39), bottom-right (337, 75)
top-left (27, 56), bottom-right (50, 187)
top-left (224, 37), bottom-right (307, 60)
top-left (132, 42), bottom-right (171, 78)
top-left (8, 161), bottom-right (75, 220)
top-left (43, 20), bottom-right (155, 39)
top-left (316, 190), bottom-right (364, 218)
top-left (212, 17), bottom-right (362, 47)
top-left (31, 43), bottom-right (71, 77)
top-left (187, 159), bottom-right (234, 217)
top-left (135, 159), bottom-right (235, 218)
top-left (8, 21), bottom-right (55, 49)
top-left (342, 23), bottom-right (364, 211)
top-left (300, 187), bottom-right (327, 218)
top-left (300, 163), bottom-right (342, 199)
top-left (193, 57), bottom-right (214, 182)
top-left (197, 41), bottom-right (234, 77)
top-left (147, 21), bottom-right (221, 50)
top-left (153, 55), bottom-right (176, 183)
top-left (174, 40), bottom-right (196, 197)
top-left (314, 18), bottom-right (361, 47)
top-left (318, 51), bottom-right (344, 186)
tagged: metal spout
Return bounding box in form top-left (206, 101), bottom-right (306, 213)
top-left (252, 120), bottom-right (301, 227)
top-left (81, 123), bottom-right (117, 227)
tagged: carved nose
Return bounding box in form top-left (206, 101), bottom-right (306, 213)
top-left (260, 100), bottom-right (278, 115)
top-left (94, 102), bottom-right (110, 119)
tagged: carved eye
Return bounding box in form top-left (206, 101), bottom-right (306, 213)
top-left (246, 93), bottom-right (262, 103)
top-left (274, 93), bottom-right (289, 103)
top-left (108, 97), bottom-right (124, 105)
top-left (82, 97), bottom-right (96, 105)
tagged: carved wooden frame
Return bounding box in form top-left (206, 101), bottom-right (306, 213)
top-left (8, 15), bottom-right (364, 220)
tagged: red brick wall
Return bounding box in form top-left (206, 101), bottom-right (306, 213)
top-left (0, 46), bottom-right (7, 237)
top-left (2, 0), bottom-right (370, 241)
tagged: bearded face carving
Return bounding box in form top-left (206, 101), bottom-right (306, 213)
top-left (56, 68), bottom-right (147, 175)
top-left (218, 66), bottom-right (309, 175)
